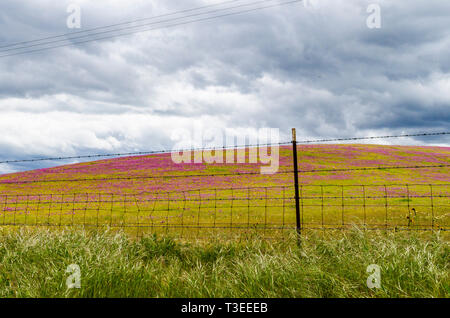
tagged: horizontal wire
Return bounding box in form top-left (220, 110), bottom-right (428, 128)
top-left (1, 223), bottom-right (447, 232)
top-left (0, 198), bottom-right (292, 205)
top-left (0, 185), bottom-right (293, 197)
top-left (0, 0), bottom-right (276, 53)
top-left (1, 194), bottom-right (449, 205)
top-left (297, 164), bottom-right (450, 174)
top-left (0, 164), bottom-right (448, 184)
top-left (0, 141), bottom-right (292, 165)
top-left (295, 132), bottom-right (450, 144)
top-left (0, 170), bottom-right (292, 184)
top-left (3, 205), bottom-right (450, 214)
top-left (1, 131), bottom-right (448, 166)
top-left (0, 183), bottom-right (448, 198)
top-left (3, 205), bottom-right (289, 213)
top-left (0, 0), bottom-right (302, 58)
top-left (0, 0), bottom-right (245, 49)
top-left (297, 204), bottom-right (450, 208)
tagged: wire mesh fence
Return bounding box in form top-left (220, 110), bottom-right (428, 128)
top-left (0, 184), bottom-right (448, 238)
top-left (0, 131), bottom-right (449, 239)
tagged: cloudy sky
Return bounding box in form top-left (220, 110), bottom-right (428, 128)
top-left (0, 0), bottom-right (449, 173)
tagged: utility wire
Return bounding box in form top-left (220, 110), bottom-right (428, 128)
top-left (0, 0), bottom-right (302, 58)
top-left (0, 0), bottom-right (245, 49)
top-left (0, 0), bottom-right (277, 53)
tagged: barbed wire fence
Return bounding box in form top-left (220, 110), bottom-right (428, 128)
top-left (0, 184), bottom-right (448, 239)
top-left (0, 131), bottom-right (448, 239)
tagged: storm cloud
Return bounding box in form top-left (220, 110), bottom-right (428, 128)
top-left (0, 0), bottom-right (449, 173)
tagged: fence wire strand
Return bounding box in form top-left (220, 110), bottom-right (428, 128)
top-left (0, 184), bottom-right (448, 238)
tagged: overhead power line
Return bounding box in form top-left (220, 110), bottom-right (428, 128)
top-left (0, 0), bottom-right (302, 58)
top-left (0, 0), bottom-right (245, 50)
top-left (0, 0), bottom-right (275, 53)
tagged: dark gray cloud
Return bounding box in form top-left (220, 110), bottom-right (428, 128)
top-left (0, 0), bottom-right (449, 173)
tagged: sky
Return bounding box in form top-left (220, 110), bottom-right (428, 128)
top-left (0, 0), bottom-right (449, 173)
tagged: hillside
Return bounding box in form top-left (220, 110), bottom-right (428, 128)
top-left (0, 144), bottom-right (448, 236)
top-left (0, 144), bottom-right (449, 195)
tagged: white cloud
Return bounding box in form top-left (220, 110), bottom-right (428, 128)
top-left (0, 0), bottom-right (448, 172)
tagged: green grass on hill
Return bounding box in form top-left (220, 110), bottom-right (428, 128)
top-left (0, 228), bottom-right (448, 298)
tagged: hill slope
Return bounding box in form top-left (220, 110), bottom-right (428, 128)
top-left (0, 144), bottom-right (448, 235)
top-left (0, 144), bottom-right (448, 195)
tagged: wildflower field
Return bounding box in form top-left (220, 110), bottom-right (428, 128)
top-left (0, 144), bottom-right (448, 238)
top-left (0, 144), bottom-right (448, 298)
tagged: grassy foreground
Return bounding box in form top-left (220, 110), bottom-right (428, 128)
top-left (0, 228), bottom-right (448, 298)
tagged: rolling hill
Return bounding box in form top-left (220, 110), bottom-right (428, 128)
top-left (0, 144), bottom-right (449, 195)
top-left (0, 144), bottom-right (448, 237)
